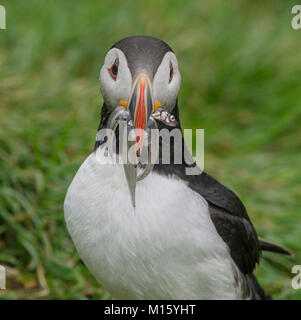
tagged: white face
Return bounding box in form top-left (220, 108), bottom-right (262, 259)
top-left (99, 48), bottom-right (132, 111)
top-left (152, 51), bottom-right (181, 112)
top-left (99, 48), bottom-right (181, 112)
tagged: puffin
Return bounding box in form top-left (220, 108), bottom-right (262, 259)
top-left (64, 35), bottom-right (290, 300)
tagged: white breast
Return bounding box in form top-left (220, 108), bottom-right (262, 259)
top-left (64, 147), bottom-right (244, 299)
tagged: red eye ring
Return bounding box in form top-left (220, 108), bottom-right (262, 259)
top-left (169, 63), bottom-right (174, 82)
top-left (108, 59), bottom-right (119, 80)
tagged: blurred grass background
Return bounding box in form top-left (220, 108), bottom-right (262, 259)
top-left (0, 0), bottom-right (300, 299)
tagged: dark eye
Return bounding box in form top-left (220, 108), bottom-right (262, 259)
top-left (109, 58), bottom-right (119, 80)
top-left (169, 63), bottom-right (173, 82)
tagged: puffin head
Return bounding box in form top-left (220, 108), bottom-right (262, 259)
top-left (99, 35), bottom-right (181, 130)
top-left (98, 36), bottom-right (182, 207)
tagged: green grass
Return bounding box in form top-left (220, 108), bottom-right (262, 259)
top-left (0, 0), bottom-right (300, 299)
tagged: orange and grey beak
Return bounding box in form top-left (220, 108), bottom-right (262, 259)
top-left (128, 74), bottom-right (154, 156)
top-left (124, 74), bottom-right (153, 208)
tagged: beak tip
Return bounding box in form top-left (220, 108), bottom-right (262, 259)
top-left (130, 191), bottom-right (136, 208)
top-left (123, 164), bottom-right (137, 209)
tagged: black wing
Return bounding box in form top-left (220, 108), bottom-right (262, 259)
top-left (153, 108), bottom-right (261, 274)
top-left (155, 159), bottom-right (261, 275)
top-left (186, 171), bottom-right (261, 275)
